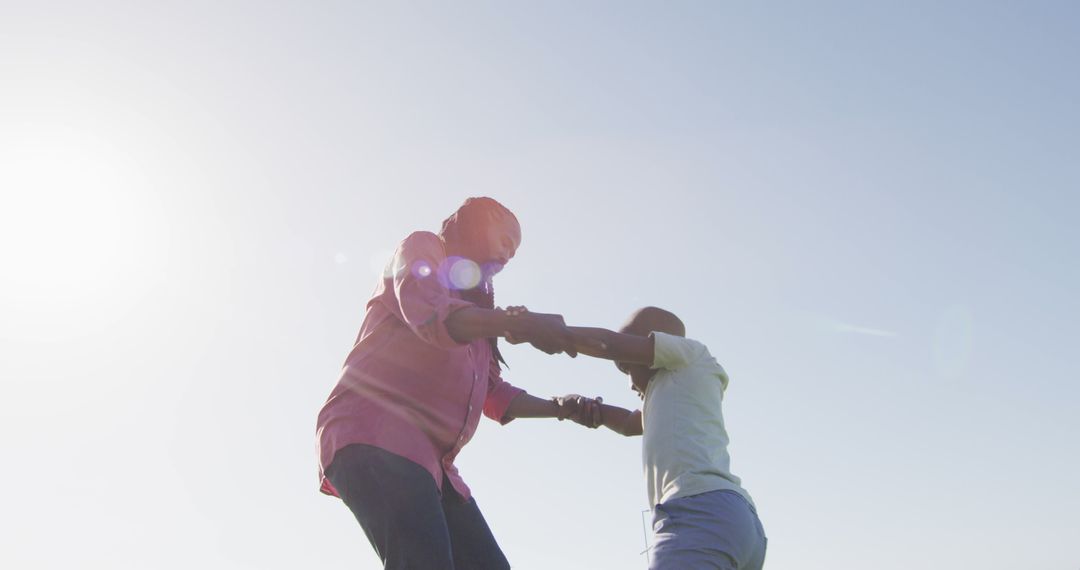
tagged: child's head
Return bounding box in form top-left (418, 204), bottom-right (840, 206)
top-left (617, 306), bottom-right (685, 338)
top-left (616, 306), bottom-right (685, 397)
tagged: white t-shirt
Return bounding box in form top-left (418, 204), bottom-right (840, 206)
top-left (641, 331), bottom-right (753, 508)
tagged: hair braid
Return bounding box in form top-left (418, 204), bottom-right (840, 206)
top-left (458, 273), bottom-right (507, 369)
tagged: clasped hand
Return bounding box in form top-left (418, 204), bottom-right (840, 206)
top-left (552, 394), bottom-right (603, 429)
top-left (500, 306), bottom-right (579, 357)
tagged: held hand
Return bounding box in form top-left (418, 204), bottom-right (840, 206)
top-left (501, 306), bottom-right (529, 345)
top-left (502, 307), bottom-right (579, 357)
top-left (554, 394), bottom-right (603, 428)
top-left (503, 307), bottom-right (605, 356)
top-left (503, 305), bottom-right (528, 317)
top-left (532, 312), bottom-right (576, 355)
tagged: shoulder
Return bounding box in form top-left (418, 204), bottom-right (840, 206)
top-left (389, 232), bottom-right (449, 281)
top-left (400, 231), bottom-right (443, 250)
top-left (651, 332), bottom-right (709, 370)
top-left (396, 231), bottom-right (447, 261)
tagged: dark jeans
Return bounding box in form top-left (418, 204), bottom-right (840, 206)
top-left (326, 444), bottom-right (511, 570)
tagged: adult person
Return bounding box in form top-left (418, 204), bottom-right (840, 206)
top-left (316, 197), bottom-right (600, 570)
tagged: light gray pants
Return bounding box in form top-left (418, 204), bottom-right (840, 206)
top-left (649, 490), bottom-right (767, 570)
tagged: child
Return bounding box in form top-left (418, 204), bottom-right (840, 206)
top-left (524, 306), bottom-right (767, 569)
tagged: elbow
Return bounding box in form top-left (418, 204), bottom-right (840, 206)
top-left (410, 323), bottom-right (469, 350)
top-left (411, 307), bottom-right (474, 349)
top-left (444, 319), bottom-right (469, 344)
top-left (443, 306), bottom-right (485, 344)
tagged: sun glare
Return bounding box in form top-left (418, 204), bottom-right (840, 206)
top-left (448, 257), bottom-right (481, 290)
top-left (0, 126), bottom-right (158, 341)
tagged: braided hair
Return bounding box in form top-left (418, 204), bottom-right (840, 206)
top-left (439, 197), bottom-right (519, 369)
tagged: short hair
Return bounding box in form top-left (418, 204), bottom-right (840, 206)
top-left (618, 306), bottom-right (685, 338)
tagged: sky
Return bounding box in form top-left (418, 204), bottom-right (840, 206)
top-left (1, 1), bottom-right (1078, 568)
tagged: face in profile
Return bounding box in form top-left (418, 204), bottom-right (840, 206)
top-left (474, 211), bottom-right (521, 272)
top-left (441, 198), bottom-right (521, 276)
top-left (617, 360), bottom-right (655, 399)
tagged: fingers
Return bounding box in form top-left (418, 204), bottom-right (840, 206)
top-left (535, 341), bottom-right (564, 355)
top-left (503, 311), bottom-right (581, 357)
top-left (555, 394), bottom-right (578, 423)
top-left (503, 305), bottom-right (528, 317)
top-left (579, 397), bottom-right (599, 428)
top-left (574, 400), bottom-right (592, 427)
top-left (559, 395), bottom-right (581, 421)
top-left (557, 395), bottom-right (603, 429)
top-left (552, 396), bottom-right (569, 421)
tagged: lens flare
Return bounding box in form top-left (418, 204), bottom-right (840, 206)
top-left (412, 260), bottom-right (433, 278)
top-left (448, 258), bottom-right (482, 290)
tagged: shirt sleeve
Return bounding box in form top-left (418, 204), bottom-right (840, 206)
top-left (483, 357), bottom-right (526, 425)
top-left (650, 331), bottom-right (708, 371)
top-left (391, 231), bottom-right (474, 349)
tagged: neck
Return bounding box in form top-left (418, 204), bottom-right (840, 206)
top-left (442, 236), bottom-right (470, 260)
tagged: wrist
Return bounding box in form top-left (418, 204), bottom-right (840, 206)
top-left (549, 396), bottom-right (568, 421)
top-left (502, 309), bottom-right (532, 338)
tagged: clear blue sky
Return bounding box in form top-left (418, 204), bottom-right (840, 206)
top-left (2, 2), bottom-right (1078, 568)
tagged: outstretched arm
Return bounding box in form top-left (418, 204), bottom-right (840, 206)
top-left (504, 392), bottom-right (603, 426)
top-left (540, 396), bottom-right (640, 435)
top-left (566, 326), bottom-right (654, 366)
top-left (446, 307), bottom-right (579, 357)
top-left (503, 392), bottom-right (563, 419)
top-left (391, 234), bottom-right (577, 357)
top-left (596, 404), bottom-right (643, 437)
top-left (501, 307), bottom-right (653, 364)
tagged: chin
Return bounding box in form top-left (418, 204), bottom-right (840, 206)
top-left (482, 261), bottom-right (506, 276)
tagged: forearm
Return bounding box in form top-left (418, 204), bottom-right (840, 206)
top-left (568, 326), bottom-right (654, 365)
top-left (446, 306), bottom-right (575, 350)
top-left (447, 306), bottom-right (557, 344)
top-left (504, 392), bottom-right (562, 419)
top-left (443, 307), bottom-right (512, 343)
top-left (598, 404), bottom-right (642, 437)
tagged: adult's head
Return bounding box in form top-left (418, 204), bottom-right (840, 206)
top-left (439, 197), bottom-right (521, 270)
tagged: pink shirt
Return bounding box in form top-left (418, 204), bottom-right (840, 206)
top-left (316, 231), bottom-right (525, 500)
